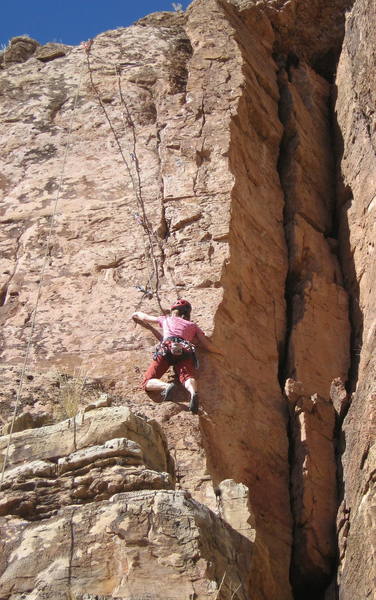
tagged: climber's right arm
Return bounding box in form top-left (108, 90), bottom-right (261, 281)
top-left (132, 311), bottom-right (160, 325)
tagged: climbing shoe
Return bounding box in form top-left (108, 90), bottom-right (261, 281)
top-left (189, 393), bottom-right (199, 414)
top-left (160, 382), bottom-right (175, 402)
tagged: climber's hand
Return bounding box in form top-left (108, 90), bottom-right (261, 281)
top-left (131, 311), bottom-right (160, 324)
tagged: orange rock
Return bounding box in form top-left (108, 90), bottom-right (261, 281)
top-left (0, 0), bottom-right (373, 597)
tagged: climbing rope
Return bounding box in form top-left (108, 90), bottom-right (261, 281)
top-left (0, 49), bottom-right (86, 484)
top-left (116, 65), bottom-right (163, 300)
top-left (1, 39), bottom-right (180, 481)
top-left (84, 43), bottom-right (164, 312)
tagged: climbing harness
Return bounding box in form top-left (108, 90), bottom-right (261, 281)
top-left (153, 336), bottom-right (198, 367)
top-left (0, 48), bottom-right (86, 484)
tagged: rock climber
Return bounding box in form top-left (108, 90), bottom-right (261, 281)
top-left (132, 299), bottom-right (222, 414)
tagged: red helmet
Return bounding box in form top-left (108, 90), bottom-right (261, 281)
top-left (171, 299), bottom-right (192, 312)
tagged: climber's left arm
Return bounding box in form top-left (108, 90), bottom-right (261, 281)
top-left (195, 330), bottom-right (224, 356)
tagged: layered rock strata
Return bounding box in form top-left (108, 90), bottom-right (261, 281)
top-left (1, 491), bottom-right (253, 600)
top-left (0, 406), bottom-right (173, 519)
top-left (0, 407), bottom-right (254, 599)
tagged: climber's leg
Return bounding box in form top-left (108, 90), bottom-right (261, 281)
top-left (183, 377), bottom-right (197, 397)
top-left (185, 378), bottom-right (199, 414)
top-left (142, 355), bottom-right (172, 398)
top-left (145, 378), bottom-right (167, 391)
top-left (175, 358), bottom-right (199, 414)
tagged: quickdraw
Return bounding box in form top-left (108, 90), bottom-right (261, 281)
top-left (153, 336), bottom-right (199, 367)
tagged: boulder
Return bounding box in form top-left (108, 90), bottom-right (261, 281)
top-left (1, 36), bottom-right (39, 66)
top-left (0, 406), bottom-right (170, 474)
top-left (0, 489), bottom-right (254, 599)
top-left (35, 43), bottom-right (70, 62)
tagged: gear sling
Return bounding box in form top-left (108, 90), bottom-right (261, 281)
top-left (153, 336), bottom-right (199, 367)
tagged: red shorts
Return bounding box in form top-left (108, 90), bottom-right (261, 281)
top-left (142, 354), bottom-right (197, 389)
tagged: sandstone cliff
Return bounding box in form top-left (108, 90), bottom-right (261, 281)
top-left (0, 0), bottom-right (374, 599)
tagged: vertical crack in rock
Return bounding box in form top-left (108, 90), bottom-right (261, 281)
top-left (275, 54), bottom-right (350, 399)
top-left (0, 227), bottom-right (25, 309)
top-left (149, 20), bottom-right (193, 287)
top-left (67, 506), bottom-right (76, 588)
top-left (190, 2), bottom-right (293, 598)
top-left (0, 286), bottom-right (7, 307)
top-left (275, 50), bottom-right (351, 599)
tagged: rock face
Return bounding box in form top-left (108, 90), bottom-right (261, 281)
top-left (1, 491), bottom-right (253, 600)
top-left (277, 57), bottom-right (350, 399)
top-left (334, 0), bottom-right (376, 597)
top-left (0, 0), bottom-right (374, 598)
top-left (0, 407), bottom-right (254, 599)
top-left (0, 5), bottom-right (292, 597)
top-left (285, 379), bottom-right (337, 598)
top-left (0, 407), bottom-right (173, 520)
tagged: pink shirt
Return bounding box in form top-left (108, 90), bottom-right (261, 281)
top-left (157, 316), bottom-right (204, 342)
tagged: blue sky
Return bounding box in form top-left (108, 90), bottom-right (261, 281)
top-left (1, 1), bottom-right (191, 48)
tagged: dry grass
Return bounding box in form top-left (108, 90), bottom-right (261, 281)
top-left (53, 368), bottom-right (103, 421)
top-left (213, 571), bottom-right (242, 600)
